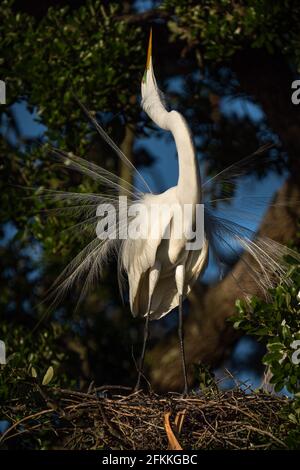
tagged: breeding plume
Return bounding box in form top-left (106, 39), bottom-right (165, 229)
top-left (40, 31), bottom-right (300, 393)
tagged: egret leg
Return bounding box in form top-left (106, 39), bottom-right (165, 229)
top-left (134, 312), bottom-right (150, 392)
top-left (178, 294), bottom-right (188, 395)
top-left (134, 262), bottom-right (161, 392)
top-left (175, 264), bottom-right (188, 395)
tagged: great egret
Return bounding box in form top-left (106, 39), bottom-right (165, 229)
top-left (39, 31), bottom-right (300, 394)
top-left (122, 30), bottom-right (211, 392)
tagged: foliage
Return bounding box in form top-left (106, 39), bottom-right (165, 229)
top-left (163, 0), bottom-right (300, 67)
top-left (1, 0), bottom-right (143, 144)
top-left (0, 321), bottom-right (76, 404)
top-left (231, 261), bottom-right (300, 394)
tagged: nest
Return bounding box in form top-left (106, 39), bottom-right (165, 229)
top-left (0, 383), bottom-right (293, 450)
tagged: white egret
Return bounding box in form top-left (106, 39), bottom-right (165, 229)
top-left (122, 29), bottom-right (210, 392)
top-left (39, 31), bottom-right (300, 394)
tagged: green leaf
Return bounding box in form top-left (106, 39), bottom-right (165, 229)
top-left (288, 413), bottom-right (298, 424)
top-left (267, 342), bottom-right (283, 351)
top-left (42, 366), bottom-right (54, 385)
top-left (233, 320), bottom-right (242, 329)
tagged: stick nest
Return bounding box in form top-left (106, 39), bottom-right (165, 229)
top-left (0, 383), bottom-right (294, 450)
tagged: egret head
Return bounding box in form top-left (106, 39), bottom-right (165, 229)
top-left (141, 29), bottom-right (169, 130)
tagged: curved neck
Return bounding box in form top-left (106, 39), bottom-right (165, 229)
top-left (141, 58), bottom-right (200, 201)
top-left (168, 111), bottom-right (201, 202)
top-left (142, 91), bottom-right (201, 202)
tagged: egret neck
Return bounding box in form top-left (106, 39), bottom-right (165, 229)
top-left (168, 110), bottom-right (201, 205)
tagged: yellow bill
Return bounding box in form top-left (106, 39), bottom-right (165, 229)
top-left (146, 28), bottom-right (152, 70)
top-left (142, 29), bottom-right (152, 84)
